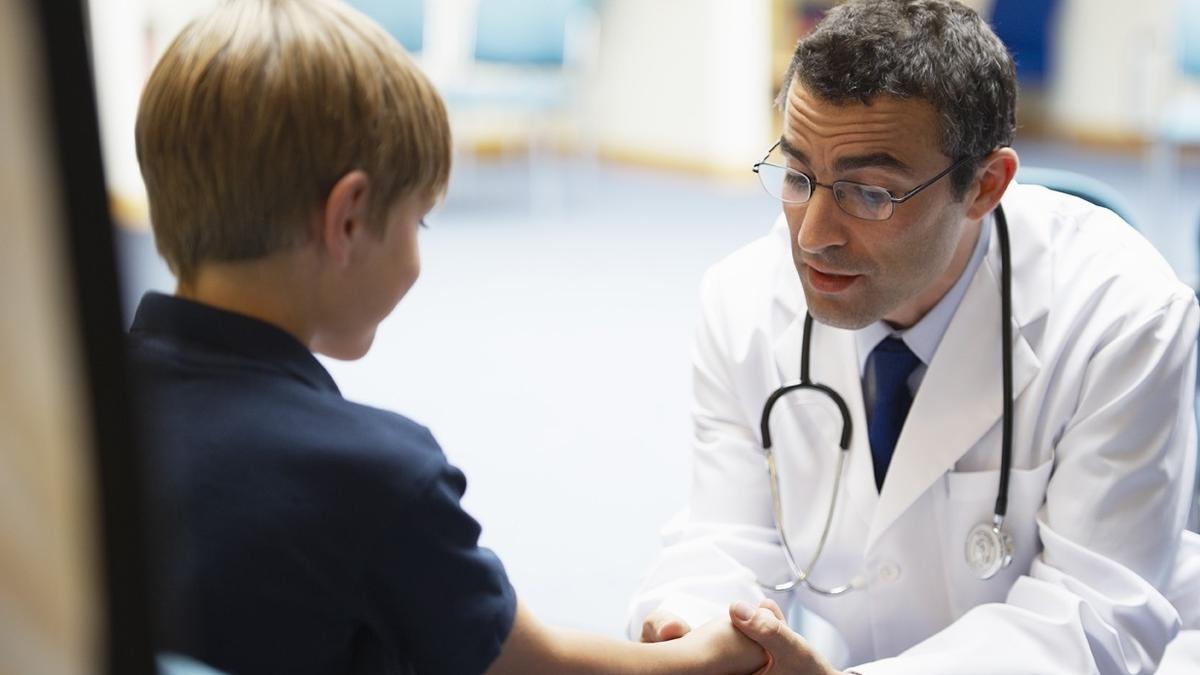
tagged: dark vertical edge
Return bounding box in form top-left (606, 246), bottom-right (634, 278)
top-left (30, 1), bottom-right (155, 673)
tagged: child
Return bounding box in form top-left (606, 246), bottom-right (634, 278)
top-left (128, 1), bottom-right (766, 673)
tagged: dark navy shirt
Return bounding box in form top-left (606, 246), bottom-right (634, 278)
top-left (128, 293), bottom-right (515, 675)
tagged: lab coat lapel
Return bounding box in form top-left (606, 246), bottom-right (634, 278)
top-left (771, 280), bottom-right (877, 532)
top-left (865, 201), bottom-right (1048, 550)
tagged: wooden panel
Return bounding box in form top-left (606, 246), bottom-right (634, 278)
top-left (0, 0), bottom-right (102, 673)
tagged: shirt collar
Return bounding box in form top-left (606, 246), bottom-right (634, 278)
top-left (854, 212), bottom-right (993, 375)
top-left (129, 292), bottom-right (340, 394)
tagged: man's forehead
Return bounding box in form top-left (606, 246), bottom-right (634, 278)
top-left (784, 84), bottom-right (940, 136)
top-left (782, 83), bottom-right (944, 170)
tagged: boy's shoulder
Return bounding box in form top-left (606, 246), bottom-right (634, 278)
top-left (299, 393), bottom-right (453, 493)
top-left (128, 294), bottom-right (454, 501)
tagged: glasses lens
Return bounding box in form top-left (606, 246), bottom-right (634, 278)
top-left (833, 182), bottom-right (894, 221)
top-left (758, 163), bottom-right (811, 203)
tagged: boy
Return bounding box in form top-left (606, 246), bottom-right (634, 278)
top-left (128, 1), bottom-right (767, 673)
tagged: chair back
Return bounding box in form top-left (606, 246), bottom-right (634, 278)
top-left (989, 0), bottom-right (1061, 84)
top-left (1181, 0), bottom-right (1200, 77)
top-left (473, 0), bottom-right (594, 65)
top-left (347, 0), bottom-right (425, 54)
top-left (1016, 166), bottom-right (1139, 228)
top-left (159, 654), bottom-right (229, 675)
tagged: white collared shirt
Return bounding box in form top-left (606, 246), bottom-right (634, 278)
top-left (856, 212), bottom-right (993, 418)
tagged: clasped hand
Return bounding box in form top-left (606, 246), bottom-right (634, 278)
top-left (642, 599), bottom-right (845, 675)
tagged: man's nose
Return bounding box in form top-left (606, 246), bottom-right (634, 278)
top-left (790, 186), bottom-right (849, 254)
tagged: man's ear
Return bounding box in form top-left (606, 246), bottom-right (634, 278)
top-left (965, 148), bottom-right (1018, 221)
top-left (320, 170), bottom-right (370, 268)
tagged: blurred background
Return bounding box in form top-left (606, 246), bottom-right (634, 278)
top-left (4, 0), bottom-right (1200, 673)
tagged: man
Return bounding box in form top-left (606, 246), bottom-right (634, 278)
top-left (629, 1), bottom-right (1200, 672)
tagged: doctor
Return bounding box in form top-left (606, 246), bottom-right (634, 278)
top-left (629, 1), bottom-right (1200, 673)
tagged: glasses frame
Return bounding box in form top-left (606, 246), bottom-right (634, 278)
top-left (752, 141), bottom-right (975, 221)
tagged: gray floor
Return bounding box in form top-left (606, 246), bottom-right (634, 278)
top-left (117, 142), bottom-right (1200, 636)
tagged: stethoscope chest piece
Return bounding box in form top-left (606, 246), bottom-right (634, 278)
top-left (965, 517), bottom-right (1013, 580)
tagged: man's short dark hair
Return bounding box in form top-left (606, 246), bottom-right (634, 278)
top-left (779, 0), bottom-right (1017, 197)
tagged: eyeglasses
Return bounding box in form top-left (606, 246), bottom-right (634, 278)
top-left (752, 141), bottom-right (974, 221)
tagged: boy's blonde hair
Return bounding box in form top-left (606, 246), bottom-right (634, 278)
top-left (136, 0), bottom-right (450, 282)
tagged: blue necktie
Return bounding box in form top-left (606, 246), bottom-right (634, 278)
top-left (868, 337), bottom-right (921, 491)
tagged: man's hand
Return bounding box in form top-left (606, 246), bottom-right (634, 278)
top-left (641, 608), bottom-right (692, 643)
top-left (673, 617), bottom-right (768, 675)
top-left (728, 599), bottom-right (843, 675)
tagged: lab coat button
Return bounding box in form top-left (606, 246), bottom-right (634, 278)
top-left (878, 562), bottom-right (901, 583)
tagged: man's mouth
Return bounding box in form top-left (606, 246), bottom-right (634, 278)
top-left (804, 262), bottom-right (862, 293)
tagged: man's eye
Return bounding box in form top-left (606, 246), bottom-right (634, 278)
top-left (860, 189), bottom-right (891, 207)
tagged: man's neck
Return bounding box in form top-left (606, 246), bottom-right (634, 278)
top-left (883, 217), bottom-right (982, 329)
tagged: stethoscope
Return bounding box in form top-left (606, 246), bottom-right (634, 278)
top-left (758, 204), bottom-right (1014, 595)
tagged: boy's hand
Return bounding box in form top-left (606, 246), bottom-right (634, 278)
top-left (729, 599), bottom-right (844, 675)
top-left (641, 608), bottom-right (691, 643)
top-left (674, 617), bottom-right (768, 675)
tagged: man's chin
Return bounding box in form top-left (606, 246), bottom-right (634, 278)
top-left (808, 306), bottom-right (876, 330)
top-left (800, 285), bottom-right (881, 331)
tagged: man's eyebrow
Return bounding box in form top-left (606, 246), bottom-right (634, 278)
top-left (777, 138), bottom-right (809, 164)
top-left (834, 152), bottom-right (913, 175)
top-left (778, 138), bottom-right (913, 177)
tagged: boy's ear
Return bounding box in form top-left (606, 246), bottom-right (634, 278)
top-left (320, 170), bottom-right (370, 267)
top-left (965, 148), bottom-right (1018, 221)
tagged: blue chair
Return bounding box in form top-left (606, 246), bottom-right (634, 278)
top-left (444, 0), bottom-right (599, 113)
top-left (346, 0), bottom-right (425, 54)
top-left (473, 0), bottom-right (585, 66)
top-left (158, 654), bottom-right (228, 675)
top-left (1147, 0), bottom-right (1200, 220)
top-left (440, 0), bottom-right (601, 212)
top-left (989, 0), bottom-right (1062, 86)
top-left (1160, 0), bottom-right (1200, 144)
top-left (1016, 166), bottom-right (1140, 228)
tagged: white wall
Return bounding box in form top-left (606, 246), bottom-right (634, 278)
top-left (90, 0), bottom-right (1192, 189)
top-left (591, 0), bottom-right (773, 173)
top-left (587, 0), bottom-right (1187, 170)
top-left (87, 0), bottom-right (148, 222)
top-left (87, 0), bottom-right (219, 226)
top-left (1048, 0), bottom-right (1177, 138)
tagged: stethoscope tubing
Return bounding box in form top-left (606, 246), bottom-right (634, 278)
top-left (995, 203), bottom-right (1013, 523)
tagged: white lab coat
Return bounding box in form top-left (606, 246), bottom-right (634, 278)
top-left (628, 183), bottom-right (1200, 674)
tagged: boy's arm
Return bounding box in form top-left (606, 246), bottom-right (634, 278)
top-left (486, 600), bottom-right (766, 675)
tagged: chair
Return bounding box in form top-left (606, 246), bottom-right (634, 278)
top-left (989, 0), bottom-right (1062, 86)
top-left (345, 0), bottom-right (425, 54)
top-left (1146, 0), bottom-right (1200, 227)
top-left (1159, 0), bottom-right (1200, 145)
top-left (473, 0), bottom-right (586, 66)
top-left (440, 0), bottom-right (600, 118)
top-left (1015, 166), bottom-right (1140, 228)
top-left (439, 0), bottom-right (601, 212)
top-left (158, 654), bottom-right (228, 675)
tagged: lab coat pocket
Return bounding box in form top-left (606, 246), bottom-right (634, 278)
top-left (939, 458), bottom-right (1054, 616)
